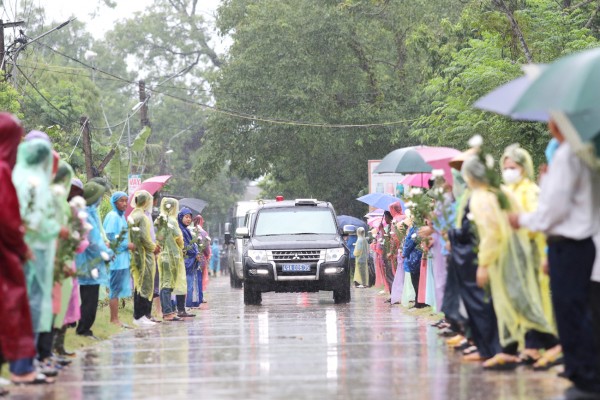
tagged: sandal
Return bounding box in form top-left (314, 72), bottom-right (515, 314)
top-left (463, 345), bottom-right (478, 356)
top-left (164, 315), bottom-right (184, 322)
top-left (11, 373), bottom-right (55, 385)
top-left (533, 353), bottom-right (564, 371)
top-left (518, 349), bottom-right (541, 365)
top-left (482, 354), bottom-right (520, 371)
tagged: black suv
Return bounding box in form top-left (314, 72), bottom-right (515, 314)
top-left (236, 199), bottom-right (351, 305)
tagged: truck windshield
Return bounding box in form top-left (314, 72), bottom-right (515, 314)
top-left (254, 208), bottom-right (337, 236)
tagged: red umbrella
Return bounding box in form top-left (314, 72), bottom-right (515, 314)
top-left (125, 175), bottom-right (172, 217)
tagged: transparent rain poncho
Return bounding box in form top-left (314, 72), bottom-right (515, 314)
top-left (462, 156), bottom-right (554, 349)
top-left (353, 227), bottom-right (369, 286)
top-left (501, 146), bottom-right (555, 329)
top-left (155, 197), bottom-right (185, 292)
top-left (12, 138), bottom-right (61, 333)
top-left (128, 190), bottom-right (157, 301)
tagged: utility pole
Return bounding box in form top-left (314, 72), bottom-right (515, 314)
top-left (0, 19), bottom-right (24, 80)
top-left (139, 80), bottom-right (150, 128)
top-left (81, 116), bottom-right (94, 180)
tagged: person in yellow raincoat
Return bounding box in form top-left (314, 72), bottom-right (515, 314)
top-left (353, 227), bottom-right (369, 288)
top-left (462, 154), bottom-right (555, 370)
top-left (129, 190), bottom-right (160, 327)
top-left (155, 197), bottom-right (186, 321)
top-left (501, 144), bottom-right (560, 369)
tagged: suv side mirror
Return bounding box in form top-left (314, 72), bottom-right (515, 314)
top-left (343, 225), bottom-right (357, 235)
top-left (236, 227), bottom-right (250, 239)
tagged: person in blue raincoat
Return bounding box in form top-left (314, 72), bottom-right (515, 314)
top-left (210, 239), bottom-right (221, 277)
top-left (178, 207), bottom-right (204, 307)
top-left (103, 191), bottom-right (133, 327)
top-left (403, 221), bottom-right (425, 308)
top-left (75, 182), bottom-right (112, 338)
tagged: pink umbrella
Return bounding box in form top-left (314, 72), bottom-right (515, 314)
top-left (400, 173), bottom-right (432, 189)
top-left (412, 146), bottom-right (461, 183)
top-left (125, 175), bottom-right (172, 217)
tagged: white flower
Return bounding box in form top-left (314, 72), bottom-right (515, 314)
top-left (411, 233), bottom-right (417, 239)
top-left (28, 176), bottom-right (40, 187)
top-left (435, 187), bottom-right (444, 195)
top-left (71, 231), bottom-right (81, 241)
top-left (467, 213), bottom-right (475, 221)
top-left (168, 223), bottom-right (174, 229)
top-left (132, 227), bottom-right (141, 232)
top-left (410, 188), bottom-right (423, 196)
top-left (431, 169), bottom-right (445, 178)
top-left (100, 251), bottom-right (110, 261)
top-left (84, 223), bottom-right (93, 232)
top-left (78, 211), bottom-right (89, 220)
top-left (405, 209), bottom-right (412, 218)
top-left (165, 204), bottom-right (171, 209)
top-left (485, 154), bottom-right (495, 169)
top-left (127, 217), bottom-right (135, 225)
top-left (69, 196), bottom-right (86, 209)
top-left (405, 201), bottom-right (416, 209)
top-left (91, 268), bottom-right (99, 279)
top-left (468, 134), bottom-right (483, 148)
top-left (115, 234), bottom-right (119, 239)
top-left (51, 185), bottom-right (66, 197)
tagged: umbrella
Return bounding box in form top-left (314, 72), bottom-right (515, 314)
top-left (364, 208), bottom-right (384, 219)
top-left (357, 193), bottom-right (404, 211)
top-left (401, 173), bottom-right (432, 189)
top-left (337, 215), bottom-right (368, 231)
top-left (125, 175), bottom-right (172, 217)
top-left (413, 146), bottom-right (461, 183)
top-left (179, 198), bottom-right (209, 215)
top-left (474, 75), bottom-right (549, 122)
top-left (373, 147), bottom-right (433, 174)
top-left (512, 47), bottom-right (600, 115)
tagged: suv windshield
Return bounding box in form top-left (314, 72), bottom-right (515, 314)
top-left (254, 208), bottom-right (337, 236)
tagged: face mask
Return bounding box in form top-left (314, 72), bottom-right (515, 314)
top-left (502, 168), bottom-right (522, 185)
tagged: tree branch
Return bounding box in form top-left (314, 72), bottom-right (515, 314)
top-left (492, 0), bottom-right (533, 63)
top-left (584, 0), bottom-right (600, 27)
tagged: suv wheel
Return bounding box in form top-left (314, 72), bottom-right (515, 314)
top-left (244, 282), bottom-right (262, 305)
top-left (230, 271), bottom-right (243, 289)
top-left (333, 276), bottom-right (351, 304)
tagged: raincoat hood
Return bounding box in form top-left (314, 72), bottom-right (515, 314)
top-left (0, 113), bottom-right (24, 168)
top-left (131, 190), bottom-right (153, 212)
top-left (25, 130), bottom-right (50, 142)
top-left (461, 155), bottom-right (489, 189)
top-left (53, 160), bottom-right (74, 190)
top-left (501, 144), bottom-right (534, 181)
top-left (14, 138), bottom-right (53, 182)
top-left (110, 191), bottom-right (128, 216)
top-left (178, 207), bottom-right (193, 226)
top-left (193, 214), bottom-right (204, 227)
top-left (160, 197), bottom-right (179, 218)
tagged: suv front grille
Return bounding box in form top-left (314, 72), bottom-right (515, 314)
top-left (270, 250), bottom-right (322, 262)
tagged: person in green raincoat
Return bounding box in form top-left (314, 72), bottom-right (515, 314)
top-left (155, 197), bottom-right (185, 321)
top-left (353, 227), bottom-right (369, 288)
top-left (12, 138), bottom-right (61, 338)
top-left (129, 190), bottom-right (160, 326)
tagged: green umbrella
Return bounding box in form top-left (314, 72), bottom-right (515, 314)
top-left (373, 147), bottom-right (432, 174)
top-left (513, 47), bottom-right (600, 114)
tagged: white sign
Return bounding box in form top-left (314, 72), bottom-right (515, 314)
top-left (128, 174), bottom-right (142, 195)
top-left (368, 160), bottom-right (404, 198)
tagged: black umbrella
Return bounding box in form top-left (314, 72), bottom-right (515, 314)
top-left (336, 215), bottom-right (368, 231)
top-left (179, 198), bottom-right (209, 214)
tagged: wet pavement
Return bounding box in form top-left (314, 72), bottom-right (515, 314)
top-left (10, 276), bottom-right (570, 400)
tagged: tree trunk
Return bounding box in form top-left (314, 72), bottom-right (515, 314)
top-left (492, 0), bottom-right (533, 63)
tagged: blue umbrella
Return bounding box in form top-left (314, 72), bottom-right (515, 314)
top-left (473, 76), bottom-right (549, 122)
top-left (336, 215), bottom-right (368, 231)
top-left (357, 193), bottom-right (404, 211)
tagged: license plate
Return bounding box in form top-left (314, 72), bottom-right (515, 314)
top-left (282, 264), bottom-right (311, 272)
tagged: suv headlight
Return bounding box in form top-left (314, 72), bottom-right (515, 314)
top-left (325, 247), bottom-right (345, 263)
top-left (248, 249), bottom-right (268, 264)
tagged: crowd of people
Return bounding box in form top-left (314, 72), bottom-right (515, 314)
top-left (356, 119), bottom-right (600, 398)
top-left (0, 112), bottom-right (214, 391)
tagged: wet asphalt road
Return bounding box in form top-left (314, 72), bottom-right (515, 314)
top-left (10, 276), bottom-right (570, 400)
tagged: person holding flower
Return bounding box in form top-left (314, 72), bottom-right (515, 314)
top-left (129, 190), bottom-right (161, 327)
top-left (0, 114), bottom-right (46, 387)
top-left (155, 198), bottom-right (188, 321)
top-left (462, 152), bottom-right (554, 370)
top-left (192, 215), bottom-right (211, 293)
top-left (103, 191), bottom-right (134, 327)
top-left (179, 207), bottom-right (205, 307)
top-left (75, 181), bottom-right (112, 338)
